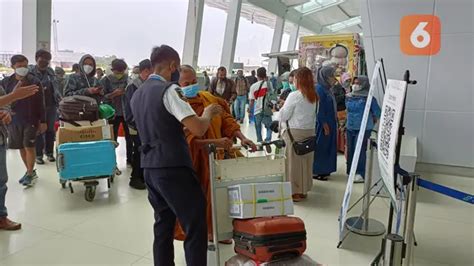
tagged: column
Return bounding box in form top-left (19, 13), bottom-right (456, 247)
top-left (287, 22), bottom-right (300, 51)
top-left (268, 16), bottom-right (285, 74)
top-left (22, 0), bottom-right (52, 62)
top-left (220, 0), bottom-right (242, 74)
top-left (182, 0), bottom-right (205, 68)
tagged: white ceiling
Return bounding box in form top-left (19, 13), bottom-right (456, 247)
top-left (205, 0), bottom-right (362, 35)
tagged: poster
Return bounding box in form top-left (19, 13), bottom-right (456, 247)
top-left (338, 61), bottom-right (381, 242)
top-left (299, 33), bottom-right (362, 78)
top-left (377, 79), bottom-right (408, 213)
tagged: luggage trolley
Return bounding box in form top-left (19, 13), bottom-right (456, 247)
top-left (56, 140), bottom-right (118, 202)
top-left (207, 140), bottom-right (286, 265)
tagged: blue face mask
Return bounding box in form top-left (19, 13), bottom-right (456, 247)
top-left (181, 83), bottom-right (200, 98)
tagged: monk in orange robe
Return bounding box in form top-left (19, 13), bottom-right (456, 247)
top-left (174, 65), bottom-right (257, 243)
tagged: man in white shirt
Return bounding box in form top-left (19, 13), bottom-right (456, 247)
top-left (130, 45), bottom-right (222, 266)
top-left (248, 67), bottom-right (274, 143)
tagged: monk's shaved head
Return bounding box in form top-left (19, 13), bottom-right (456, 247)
top-left (179, 65), bottom-right (197, 87)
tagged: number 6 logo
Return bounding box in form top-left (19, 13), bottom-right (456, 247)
top-left (401, 15), bottom-right (441, 55)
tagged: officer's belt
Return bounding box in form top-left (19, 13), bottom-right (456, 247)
top-left (139, 139), bottom-right (160, 154)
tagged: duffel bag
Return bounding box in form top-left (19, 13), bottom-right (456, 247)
top-left (59, 95), bottom-right (99, 122)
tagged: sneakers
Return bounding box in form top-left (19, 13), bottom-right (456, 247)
top-left (47, 155), bottom-right (55, 162)
top-left (129, 178), bottom-right (146, 190)
top-left (22, 171), bottom-right (38, 187)
top-left (18, 172), bottom-right (28, 184)
top-left (354, 174), bottom-right (365, 183)
top-left (0, 217), bottom-right (21, 231)
top-left (36, 157), bottom-right (45, 165)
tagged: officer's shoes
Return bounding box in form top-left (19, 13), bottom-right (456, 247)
top-left (129, 178), bottom-right (146, 190)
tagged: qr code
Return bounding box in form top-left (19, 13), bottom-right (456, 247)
top-left (380, 105), bottom-right (395, 159)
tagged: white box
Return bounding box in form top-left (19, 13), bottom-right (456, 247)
top-left (228, 182), bottom-right (293, 219)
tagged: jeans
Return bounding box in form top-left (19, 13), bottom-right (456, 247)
top-left (346, 129), bottom-right (371, 178)
top-left (36, 107), bottom-right (57, 157)
top-left (0, 145), bottom-right (8, 217)
top-left (254, 113), bottom-right (273, 143)
top-left (144, 168), bottom-right (207, 266)
top-left (110, 116), bottom-right (133, 162)
top-left (233, 95), bottom-right (247, 121)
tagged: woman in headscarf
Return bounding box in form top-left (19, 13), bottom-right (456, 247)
top-left (345, 76), bottom-right (381, 183)
top-left (313, 66), bottom-right (338, 181)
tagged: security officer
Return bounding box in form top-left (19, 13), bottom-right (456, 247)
top-left (130, 45), bottom-right (222, 266)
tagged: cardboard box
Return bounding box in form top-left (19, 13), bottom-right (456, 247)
top-left (228, 182), bottom-right (294, 219)
top-left (57, 125), bottom-right (114, 144)
top-left (61, 119), bottom-right (108, 128)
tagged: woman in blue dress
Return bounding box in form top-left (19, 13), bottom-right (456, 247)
top-left (313, 66), bottom-right (338, 181)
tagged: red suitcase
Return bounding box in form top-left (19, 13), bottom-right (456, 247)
top-left (233, 216), bottom-right (307, 263)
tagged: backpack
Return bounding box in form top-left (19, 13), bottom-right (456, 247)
top-left (59, 95), bottom-right (99, 123)
top-left (255, 81), bottom-right (277, 117)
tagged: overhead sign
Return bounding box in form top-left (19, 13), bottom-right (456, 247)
top-left (377, 79), bottom-right (408, 213)
top-left (338, 61), bottom-right (381, 242)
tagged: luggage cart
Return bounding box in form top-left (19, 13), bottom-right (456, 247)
top-left (56, 140), bottom-right (119, 202)
top-left (207, 140), bottom-right (286, 266)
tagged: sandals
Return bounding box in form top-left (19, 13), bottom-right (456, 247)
top-left (292, 194), bottom-right (307, 202)
top-left (313, 174), bottom-right (329, 181)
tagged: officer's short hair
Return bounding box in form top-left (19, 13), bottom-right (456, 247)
top-left (217, 66), bottom-right (226, 73)
top-left (257, 67), bottom-right (267, 79)
top-left (138, 59), bottom-right (152, 72)
top-left (180, 64), bottom-right (196, 76)
top-left (11, 54), bottom-right (28, 66)
top-left (111, 59), bottom-right (128, 72)
top-left (35, 49), bottom-right (52, 61)
top-left (150, 45), bottom-right (180, 68)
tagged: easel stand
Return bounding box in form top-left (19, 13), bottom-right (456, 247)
top-left (372, 70), bottom-right (418, 266)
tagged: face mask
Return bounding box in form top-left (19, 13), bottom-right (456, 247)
top-left (38, 61), bottom-right (49, 69)
top-left (289, 84), bottom-right (297, 92)
top-left (114, 73), bottom-right (124, 79)
top-left (83, 65), bottom-right (94, 75)
top-left (181, 83), bottom-right (200, 98)
top-left (352, 84), bottom-right (361, 92)
top-left (130, 73), bottom-right (139, 80)
top-left (15, 67), bottom-right (29, 77)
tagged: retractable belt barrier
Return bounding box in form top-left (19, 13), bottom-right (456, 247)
top-left (417, 178), bottom-right (474, 205)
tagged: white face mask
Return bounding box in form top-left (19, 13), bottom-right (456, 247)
top-left (15, 67), bottom-right (29, 77)
top-left (83, 65), bottom-right (94, 75)
top-left (352, 84), bottom-right (361, 92)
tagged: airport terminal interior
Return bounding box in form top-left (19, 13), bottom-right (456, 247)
top-left (0, 0), bottom-right (473, 265)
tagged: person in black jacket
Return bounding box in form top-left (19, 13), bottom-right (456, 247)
top-left (123, 59), bottom-right (152, 190)
top-left (1, 54), bottom-right (46, 187)
top-left (30, 49), bottom-right (60, 165)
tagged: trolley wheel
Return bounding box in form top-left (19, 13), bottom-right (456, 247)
top-left (60, 181), bottom-right (66, 189)
top-left (85, 186), bottom-right (96, 202)
top-left (107, 179), bottom-right (111, 189)
top-left (110, 176), bottom-right (115, 183)
top-left (69, 182), bottom-right (74, 194)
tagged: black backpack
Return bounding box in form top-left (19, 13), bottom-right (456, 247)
top-left (59, 95), bottom-right (99, 123)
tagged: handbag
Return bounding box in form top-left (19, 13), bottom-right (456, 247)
top-left (286, 122), bottom-right (316, 156)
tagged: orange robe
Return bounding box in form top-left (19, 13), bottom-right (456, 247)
top-left (174, 91), bottom-right (241, 241)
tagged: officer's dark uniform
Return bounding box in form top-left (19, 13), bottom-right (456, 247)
top-left (130, 75), bottom-right (207, 266)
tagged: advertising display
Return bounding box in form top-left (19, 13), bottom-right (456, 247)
top-left (377, 79), bottom-right (408, 212)
top-left (298, 33), bottom-right (363, 77)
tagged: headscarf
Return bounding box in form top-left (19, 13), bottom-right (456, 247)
top-left (350, 75), bottom-right (370, 97)
top-left (317, 65), bottom-right (336, 89)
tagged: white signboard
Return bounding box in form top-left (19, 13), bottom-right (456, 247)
top-left (338, 61), bottom-right (381, 242)
top-left (377, 79), bottom-right (407, 213)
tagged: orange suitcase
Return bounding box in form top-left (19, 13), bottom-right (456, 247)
top-left (233, 216), bottom-right (306, 263)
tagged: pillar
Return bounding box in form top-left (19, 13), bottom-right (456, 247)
top-left (182, 0), bottom-right (205, 68)
top-left (220, 0), bottom-right (242, 74)
top-left (268, 16), bottom-right (285, 74)
top-left (287, 22), bottom-right (300, 51)
top-left (22, 0), bottom-right (52, 62)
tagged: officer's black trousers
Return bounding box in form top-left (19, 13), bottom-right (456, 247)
top-left (130, 135), bottom-right (143, 181)
top-left (144, 168), bottom-right (207, 266)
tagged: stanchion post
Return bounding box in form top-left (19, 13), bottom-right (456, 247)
top-left (383, 234), bottom-right (404, 266)
top-left (345, 139), bottom-right (385, 236)
top-left (403, 174), bottom-right (419, 266)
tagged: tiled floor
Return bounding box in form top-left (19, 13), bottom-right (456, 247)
top-left (0, 121), bottom-right (473, 265)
